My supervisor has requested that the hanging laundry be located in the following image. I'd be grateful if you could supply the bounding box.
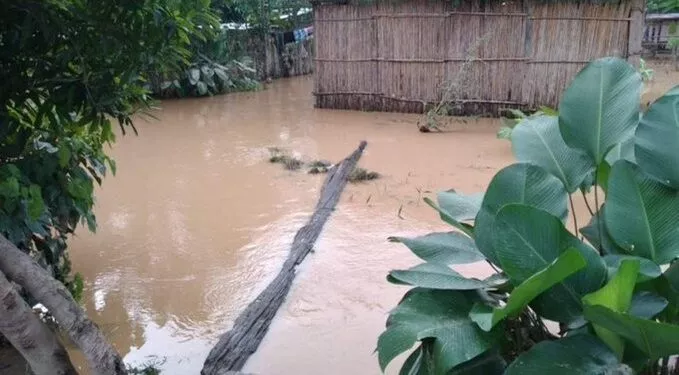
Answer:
[293,28,308,43]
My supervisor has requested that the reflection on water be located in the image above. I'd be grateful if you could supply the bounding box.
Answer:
[66,64,679,375]
[66,75,509,374]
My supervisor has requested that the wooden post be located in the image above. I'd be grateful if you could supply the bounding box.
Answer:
[521,0,533,108]
[627,0,645,67]
[313,6,320,108]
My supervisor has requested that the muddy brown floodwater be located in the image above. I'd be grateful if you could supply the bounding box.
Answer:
[62,61,679,375]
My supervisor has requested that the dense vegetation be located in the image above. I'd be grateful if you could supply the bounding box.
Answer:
[648,0,679,12]
[379,57,679,374]
[0,0,218,300]
[0,0,271,373]
[0,0,314,372]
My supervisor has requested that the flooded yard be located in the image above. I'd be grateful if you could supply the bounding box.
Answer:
[62,61,679,374]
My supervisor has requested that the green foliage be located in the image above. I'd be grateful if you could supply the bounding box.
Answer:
[150,35,261,98]
[648,0,679,12]
[635,87,679,188]
[582,260,639,358]
[388,232,485,265]
[470,248,587,331]
[0,0,212,295]
[474,164,569,267]
[559,57,641,165]
[504,335,633,375]
[378,57,679,374]
[510,115,594,192]
[496,107,557,140]
[639,58,654,83]
[378,289,500,373]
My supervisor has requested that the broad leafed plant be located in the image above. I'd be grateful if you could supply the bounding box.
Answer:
[378,57,679,374]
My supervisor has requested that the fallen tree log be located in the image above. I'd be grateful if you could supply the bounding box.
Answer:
[0,268,77,375]
[201,141,368,375]
[0,235,127,375]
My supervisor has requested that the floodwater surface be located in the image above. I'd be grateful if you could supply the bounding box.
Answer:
[62,61,679,374]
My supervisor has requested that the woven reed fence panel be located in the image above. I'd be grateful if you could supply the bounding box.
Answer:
[313,0,640,115]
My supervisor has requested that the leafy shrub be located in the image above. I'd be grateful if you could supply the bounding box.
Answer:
[152,57,260,98]
[378,57,679,374]
[0,0,216,300]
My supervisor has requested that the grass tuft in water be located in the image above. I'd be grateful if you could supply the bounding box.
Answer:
[348,167,380,183]
[307,160,332,174]
[268,147,303,170]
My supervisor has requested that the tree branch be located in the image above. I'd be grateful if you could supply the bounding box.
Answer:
[0,235,127,375]
[0,268,77,375]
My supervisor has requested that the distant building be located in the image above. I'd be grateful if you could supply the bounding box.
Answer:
[644,13,679,52]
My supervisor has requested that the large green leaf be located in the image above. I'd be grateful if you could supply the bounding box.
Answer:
[399,343,505,375]
[188,68,200,85]
[558,57,642,165]
[605,161,679,264]
[388,263,488,290]
[424,198,474,237]
[582,260,639,358]
[603,255,661,283]
[629,291,668,319]
[605,138,636,165]
[437,190,483,222]
[584,304,679,360]
[449,349,505,375]
[649,262,679,323]
[475,163,568,266]
[399,344,430,375]
[388,232,484,265]
[377,289,498,372]
[580,208,628,254]
[196,81,208,95]
[505,335,632,375]
[493,204,606,323]
[635,86,679,189]
[470,248,586,331]
[511,115,594,192]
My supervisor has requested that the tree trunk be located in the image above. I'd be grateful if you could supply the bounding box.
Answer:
[0,268,77,375]
[0,235,127,375]
[202,141,367,374]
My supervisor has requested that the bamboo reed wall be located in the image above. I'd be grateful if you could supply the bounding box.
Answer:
[313,0,645,115]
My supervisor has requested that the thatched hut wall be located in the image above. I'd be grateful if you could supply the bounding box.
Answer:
[313,0,645,115]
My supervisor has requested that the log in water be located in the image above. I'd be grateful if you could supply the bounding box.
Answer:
[201,141,368,375]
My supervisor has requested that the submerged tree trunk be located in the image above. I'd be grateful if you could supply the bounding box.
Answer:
[0,268,77,375]
[0,235,127,375]
[202,141,368,374]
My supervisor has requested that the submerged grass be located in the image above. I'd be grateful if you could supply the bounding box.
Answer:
[348,167,380,182]
[267,147,380,181]
[268,147,304,170]
[308,159,332,174]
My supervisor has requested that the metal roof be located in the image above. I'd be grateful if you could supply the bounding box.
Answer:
[647,13,679,21]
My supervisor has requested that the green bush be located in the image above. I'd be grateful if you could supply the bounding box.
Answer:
[152,57,260,98]
[0,0,215,298]
[378,57,679,374]
[148,28,261,98]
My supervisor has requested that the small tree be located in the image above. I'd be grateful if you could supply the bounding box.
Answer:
[378,57,679,374]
